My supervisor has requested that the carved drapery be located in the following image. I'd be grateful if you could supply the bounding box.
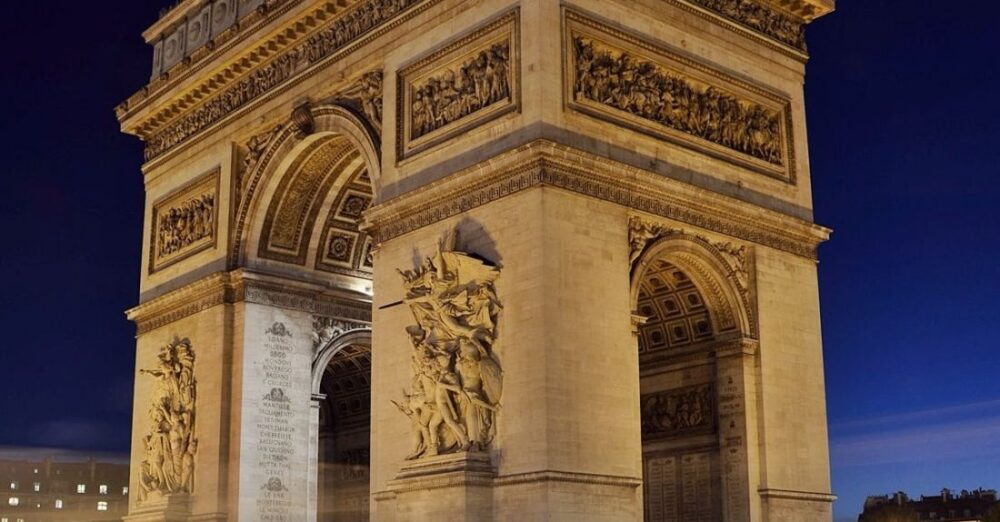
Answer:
[394,232,503,459]
[137,337,198,501]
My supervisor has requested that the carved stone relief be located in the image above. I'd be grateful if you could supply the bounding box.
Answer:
[334,70,385,133]
[150,170,219,273]
[236,124,284,204]
[394,232,503,458]
[137,337,198,501]
[311,315,369,351]
[397,10,519,159]
[144,0,425,161]
[566,11,795,182]
[641,384,714,439]
[681,0,807,51]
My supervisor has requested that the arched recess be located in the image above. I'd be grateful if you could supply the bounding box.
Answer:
[231,103,381,272]
[310,329,373,522]
[631,234,755,341]
[232,102,380,521]
[630,232,758,522]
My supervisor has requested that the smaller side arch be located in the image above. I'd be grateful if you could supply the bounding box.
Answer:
[311,328,373,395]
[631,233,756,340]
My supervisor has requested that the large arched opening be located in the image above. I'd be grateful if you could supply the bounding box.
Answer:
[631,233,756,522]
[236,103,380,522]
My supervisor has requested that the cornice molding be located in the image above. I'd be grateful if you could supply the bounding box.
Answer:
[119,0,438,166]
[758,488,837,503]
[364,140,830,260]
[126,269,371,335]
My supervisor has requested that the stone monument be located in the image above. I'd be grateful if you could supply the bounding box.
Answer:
[118,0,837,519]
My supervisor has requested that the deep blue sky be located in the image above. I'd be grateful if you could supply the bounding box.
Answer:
[1,1,998,519]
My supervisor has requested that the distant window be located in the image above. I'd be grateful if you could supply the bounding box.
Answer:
[97,501,108,511]
[55,499,63,509]
[32,469,37,474]
[32,482,40,492]
[1,517,7,522]
[77,484,86,494]
[7,482,14,490]
[122,486,129,495]
[7,497,18,506]
[99,484,108,495]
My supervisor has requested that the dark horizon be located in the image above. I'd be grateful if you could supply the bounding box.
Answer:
[2,2,999,520]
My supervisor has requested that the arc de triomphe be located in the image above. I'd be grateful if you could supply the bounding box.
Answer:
[117,0,836,520]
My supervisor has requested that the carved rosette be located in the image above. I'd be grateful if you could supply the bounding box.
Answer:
[394,232,503,459]
[137,337,198,501]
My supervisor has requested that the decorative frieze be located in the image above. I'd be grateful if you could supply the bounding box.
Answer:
[681,0,807,51]
[142,0,426,161]
[565,11,795,182]
[137,337,198,501]
[365,143,826,261]
[150,169,219,273]
[641,384,714,440]
[394,232,503,458]
[397,10,519,160]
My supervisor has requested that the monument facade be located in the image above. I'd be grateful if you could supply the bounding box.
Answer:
[117,0,836,520]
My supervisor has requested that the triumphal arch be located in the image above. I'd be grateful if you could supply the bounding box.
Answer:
[117,0,836,520]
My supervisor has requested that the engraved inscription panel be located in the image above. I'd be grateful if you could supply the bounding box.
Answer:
[564,10,795,182]
[150,169,219,273]
[645,451,719,522]
[397,10,519,159]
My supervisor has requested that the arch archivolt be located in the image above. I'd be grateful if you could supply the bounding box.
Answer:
[311,327,373,397]
[231,103,382,271]
[630,218,758,341]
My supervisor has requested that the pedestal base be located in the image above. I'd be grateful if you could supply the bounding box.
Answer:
[375,452,496,521]
[124,493,193,522]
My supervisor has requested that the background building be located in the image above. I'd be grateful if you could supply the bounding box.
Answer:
[860,489,999,522]
[0,456,129,522]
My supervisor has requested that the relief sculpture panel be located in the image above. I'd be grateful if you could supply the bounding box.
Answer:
[641,383,715,440]
[397,10,519,159]
[394,232,503,458]
[150,170,219,273]
[137,337,198,502]
[565,10,795,182]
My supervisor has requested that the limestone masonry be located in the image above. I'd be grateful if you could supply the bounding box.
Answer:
[117,0,837,520]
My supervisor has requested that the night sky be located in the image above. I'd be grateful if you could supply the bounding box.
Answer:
[2,2,998,520]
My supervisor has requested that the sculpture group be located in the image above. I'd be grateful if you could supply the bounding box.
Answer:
[137,337,198,501]
[394,234,503,459]
[410,42,511,140]
[156,193,215,258]
[574,37,784,165]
